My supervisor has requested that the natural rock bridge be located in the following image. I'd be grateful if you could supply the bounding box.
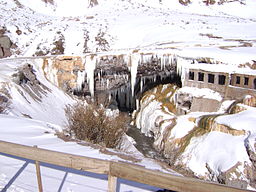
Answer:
[42,52,181,112]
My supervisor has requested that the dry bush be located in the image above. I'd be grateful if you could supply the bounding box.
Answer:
[65,102,128,148]
[95,30,109,52]
[51,35,65,55]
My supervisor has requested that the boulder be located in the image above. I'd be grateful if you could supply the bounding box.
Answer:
[0,36,12,48]
[0,35,12,58]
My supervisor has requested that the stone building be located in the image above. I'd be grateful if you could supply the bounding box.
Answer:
[183,63,256,100]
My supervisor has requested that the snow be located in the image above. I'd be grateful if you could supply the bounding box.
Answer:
[134,75,256,188]
[186,62,256,76]
[0,115,161,191]
[0,58,74,126]
[170,115,195,139]
[1,0,255,65]
[0,56,173,191]
[216,105,256,133]
[1,0,256,190]
[177,86,223,102]
[182,131,249,176]
[18,0,90,17]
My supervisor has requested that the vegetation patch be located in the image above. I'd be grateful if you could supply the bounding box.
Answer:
[65,102,128,148]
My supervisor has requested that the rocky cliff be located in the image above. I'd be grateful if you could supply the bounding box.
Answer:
[134,84,256,190]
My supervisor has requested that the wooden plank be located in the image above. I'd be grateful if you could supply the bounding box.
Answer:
[34,146,43,192]
[110,162,252,192]
[0,140,253,192]
[108,174,117,192]
[0,140,109,174]
[35,160,43,192]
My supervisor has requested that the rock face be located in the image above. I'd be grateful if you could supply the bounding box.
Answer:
[42,53,179,111]
[0,28,12,58]
[43,56,84,91]
[0,94,9,114]
[134,86,256,190]
[12,63,50,102]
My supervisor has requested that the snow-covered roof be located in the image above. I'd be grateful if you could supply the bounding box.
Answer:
[186,63,256,76]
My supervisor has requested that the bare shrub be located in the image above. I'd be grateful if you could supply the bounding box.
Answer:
[65,102,128,148]
[95,30,109,52]
[51,33,65,55]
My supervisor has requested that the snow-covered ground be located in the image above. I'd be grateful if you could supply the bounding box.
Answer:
[0,57,179,191]
[134,84,256,190]
[0,0,255,64]
[1,0,256,191]
[0,115,164,192]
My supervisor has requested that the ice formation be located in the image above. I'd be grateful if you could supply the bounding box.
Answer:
[85,54,97,97]
[176,57,189,86]
[129,53,140,97]
[76,70,86,91]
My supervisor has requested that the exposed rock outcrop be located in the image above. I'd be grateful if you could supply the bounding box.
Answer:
[135,86,256,189]
[12,63,50,102]
[0,27,12,58]
[42,56,84,92]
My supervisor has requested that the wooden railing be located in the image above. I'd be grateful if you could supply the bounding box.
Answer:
[0,140,251,192]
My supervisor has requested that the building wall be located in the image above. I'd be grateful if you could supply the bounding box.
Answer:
[184,69,256,100]
[230,74,256,90]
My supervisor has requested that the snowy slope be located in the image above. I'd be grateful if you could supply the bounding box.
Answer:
[0,0,255,64]
[1,0,256,190]
[0,57,177,191]
[0,58,74,125]
[0,115,163,192]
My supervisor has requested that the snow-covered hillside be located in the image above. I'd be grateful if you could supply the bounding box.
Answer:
[1,0,256,191]
[0,0,255,64]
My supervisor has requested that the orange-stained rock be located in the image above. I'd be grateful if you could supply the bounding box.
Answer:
[42,56,84,91]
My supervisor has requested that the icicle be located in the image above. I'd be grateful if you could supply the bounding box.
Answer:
[98,72,101,82]
[76,70,86,91]
[85,54,97,97]
[164,55,168,70]
[169,55,174,67]
[136,99,139,111]
[106,79,109,89]
[108,92,112,102]
[140,77,143,92]
[161,56,164,70]
[129,53,140,97]
[176,57,189,86]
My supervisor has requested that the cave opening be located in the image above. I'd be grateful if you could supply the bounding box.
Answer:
[107,72,181,113]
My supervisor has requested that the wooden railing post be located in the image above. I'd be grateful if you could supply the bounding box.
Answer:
[34,146,43,192]
[108,162,117,192]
